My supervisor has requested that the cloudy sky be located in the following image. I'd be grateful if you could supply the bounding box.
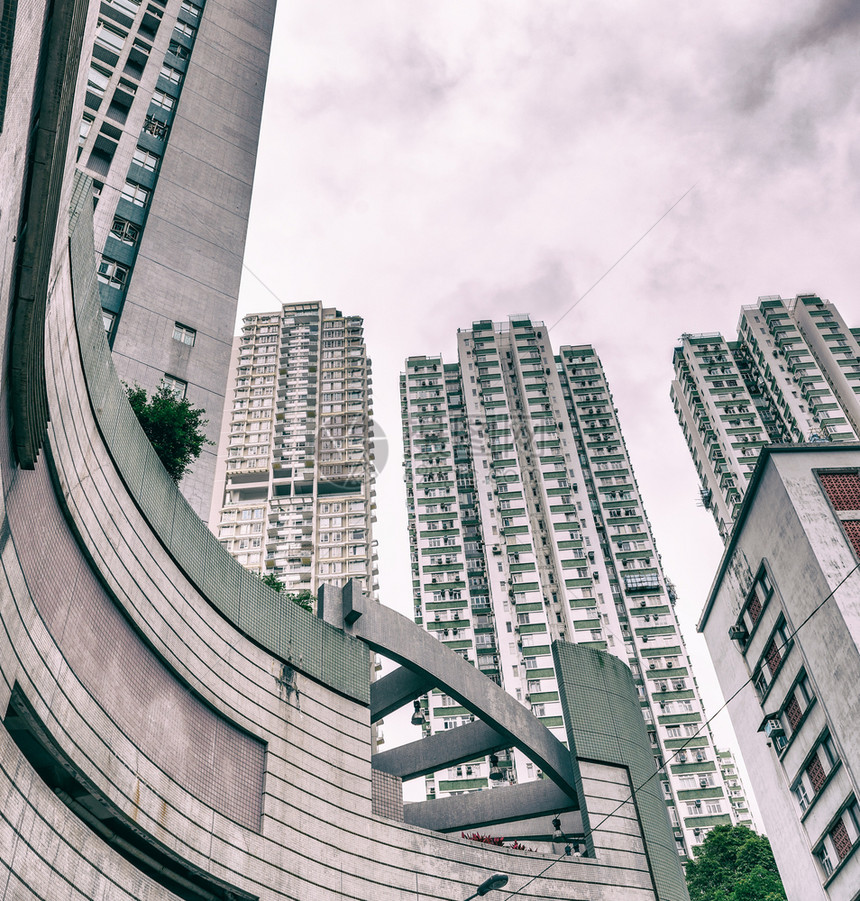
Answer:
[236,1,860,815]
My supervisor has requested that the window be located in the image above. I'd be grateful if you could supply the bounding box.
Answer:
[174,20,196,38]
[764,639,782,676]
[173,323,196,346]
[831,819,852,861]
[151,90,175,111]
[132,146,160,171]
[95,18,127,53]
[102,309,117,334]
[168,39,190,59]
[79,114,94,145]
[121,180,150,207]
[160,63,183,84]
[180,0,200,16]
[162,374,187,398]
[817,844,834,877]
[110,217,140,245]
[792,780,810,812]
[143,114,169,140]
[87,63,112,98]
[97,259,129,288]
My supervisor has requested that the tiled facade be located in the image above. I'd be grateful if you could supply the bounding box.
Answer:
[402,316,735,859]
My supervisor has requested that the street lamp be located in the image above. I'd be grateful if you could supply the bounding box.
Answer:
[463,873,508,900]
[410,699,425,726]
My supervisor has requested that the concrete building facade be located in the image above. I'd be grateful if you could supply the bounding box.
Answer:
[76,0,276,516]
[208,303,378,603]
[700,446,860,900]
[401,316,736,859]
[671,295,860,539]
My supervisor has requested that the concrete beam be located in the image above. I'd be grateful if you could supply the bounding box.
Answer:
[370,667,434,723]
[403,780,578,833]
[372,720,509,779]
[342,582,578,802]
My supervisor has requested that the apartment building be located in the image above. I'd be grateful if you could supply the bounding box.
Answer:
[671,295,860,539]
[716,748,755,829]
[77,0,276,515]
[701,446,860,899]
[402,315,737,858]
[210,302,378,602]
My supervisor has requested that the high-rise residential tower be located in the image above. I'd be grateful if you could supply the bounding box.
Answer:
[209,302,378,603]
[77,0,276,516]
[716,748,755,829]
[671,295,860,539]
[401,315,736,859]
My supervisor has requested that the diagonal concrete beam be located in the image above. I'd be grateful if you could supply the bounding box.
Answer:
[372,720,509,779]
[341,583,578,801]
[403,780,579,833]
[370,667,434,723]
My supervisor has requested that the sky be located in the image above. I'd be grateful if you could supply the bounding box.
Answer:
[236,0,860,819]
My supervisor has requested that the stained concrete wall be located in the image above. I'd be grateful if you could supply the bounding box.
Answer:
[701,447,860,901]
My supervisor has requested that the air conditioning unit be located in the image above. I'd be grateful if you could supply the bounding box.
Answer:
[696,752,704,762]
[764,719,785,741]
[659,683,668,692]
[649,662,656,670]
[667,661,674,668]
[699,778,709,788]
[640,600,647,607]
[695,799,701,808]
[678,752,687,763]
[728,623,748,641]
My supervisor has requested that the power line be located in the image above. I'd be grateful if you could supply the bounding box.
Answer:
[242,261,284,303]
[499,559,860,899]
[548,182,698,333]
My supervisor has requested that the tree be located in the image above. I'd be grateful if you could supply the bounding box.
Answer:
[125,383,211,483]
[260,573,284,593]
[258,574,314,613]
[685,825,786,901]
[285,589,314,613]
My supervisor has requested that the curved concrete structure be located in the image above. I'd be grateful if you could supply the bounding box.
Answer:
[0,25,689,898]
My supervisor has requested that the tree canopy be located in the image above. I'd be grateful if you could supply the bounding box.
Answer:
[685,825,786,901]
[259,574,314,613]
[125,383,210,483]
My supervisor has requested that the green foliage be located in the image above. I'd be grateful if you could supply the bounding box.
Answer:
[125,383,211,483]
[260,573,284,593]
[257,575,314,613]
[285,589,314,613]
[685,825,786,901]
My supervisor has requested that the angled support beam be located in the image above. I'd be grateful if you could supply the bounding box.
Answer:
[340,581,578,801]
[403,780,578,833]
[370,667,434,723]
[372,720,509,779]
